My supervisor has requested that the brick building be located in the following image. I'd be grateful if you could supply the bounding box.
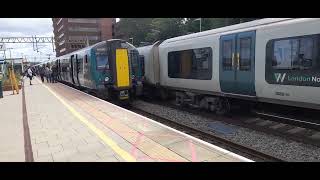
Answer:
[52,18,116,57]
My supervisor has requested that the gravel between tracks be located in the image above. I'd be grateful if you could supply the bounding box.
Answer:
[132,100,320,161]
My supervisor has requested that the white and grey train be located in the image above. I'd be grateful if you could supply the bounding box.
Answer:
[137,18,320,114]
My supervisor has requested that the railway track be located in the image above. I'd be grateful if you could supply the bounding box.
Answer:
[128,106,284,162]
[138,97,320,148]
[252,108,320,131]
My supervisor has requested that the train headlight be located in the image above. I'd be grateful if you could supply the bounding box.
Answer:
[104,77,109,82]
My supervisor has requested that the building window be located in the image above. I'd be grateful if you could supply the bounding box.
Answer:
[168,47,212,80]
[58,33,64,39]
[57,25,64,32]
[59,40,65,46]
[70,44,85,49]
[69,36,99,41]
[68,27,99,32]
[56,18,63,25]
[60,48,66,53]
[67,18,98,24]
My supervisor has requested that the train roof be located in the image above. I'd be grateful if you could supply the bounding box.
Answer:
[161,18,315,44]
[137,41,162,51]
[56,39,134,59]
[57,41,106,59]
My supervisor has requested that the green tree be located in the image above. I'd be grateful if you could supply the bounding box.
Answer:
[145,18,186,42]
[115,18,154,46]
[184,18,262,34]
[184,18,215,33]
[115,18,262,46]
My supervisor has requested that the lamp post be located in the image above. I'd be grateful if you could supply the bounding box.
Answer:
[6,48,14,73]
[7,48,13,59]
[194,18,202,32]
[21,53,24,72]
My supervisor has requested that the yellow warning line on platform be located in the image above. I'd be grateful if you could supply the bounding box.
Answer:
[37,79,136,162]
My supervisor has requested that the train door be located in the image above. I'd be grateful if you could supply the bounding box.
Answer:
[70,55,75,84]
[219,31,256,96]
[139,55,145,77]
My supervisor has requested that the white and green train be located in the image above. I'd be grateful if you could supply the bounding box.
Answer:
[137,18,320,114]
[35,39,141,102]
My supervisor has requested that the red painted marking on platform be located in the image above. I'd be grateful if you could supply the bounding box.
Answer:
[143,121,148,128]
[131,132,144,158]
[188,140,198,162]
[51,84,187,162]
[138,154,182,162]
[106,130,181,138]
[151,157,182,162]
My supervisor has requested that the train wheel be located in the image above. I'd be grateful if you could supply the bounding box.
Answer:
[216,98,230,115]
[159,88,169,100]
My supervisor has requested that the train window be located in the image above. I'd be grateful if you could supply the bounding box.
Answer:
[239,37,251,71]
[96,54,108,69]
[130,50,140,78]
[265,34,320,87]
[222,40,233,71]
[139,55,145,76]
[271,37,315,70]
[78,56,83,73]
[168,47,212,80]
[84,55,88,63]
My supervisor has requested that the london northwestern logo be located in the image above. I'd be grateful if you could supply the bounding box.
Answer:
[274,73,286,83]
[274,73,320,84]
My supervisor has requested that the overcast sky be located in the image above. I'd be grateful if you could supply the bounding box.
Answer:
[0,18,120,62]
[0,18,54,62]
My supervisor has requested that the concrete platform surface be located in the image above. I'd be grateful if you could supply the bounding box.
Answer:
[0,78,253,162]
[0,90,25,162]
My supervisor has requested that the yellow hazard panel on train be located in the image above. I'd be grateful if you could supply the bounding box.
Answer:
[116,49,130,88]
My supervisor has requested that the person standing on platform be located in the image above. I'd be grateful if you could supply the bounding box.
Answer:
[49,67,53,83]
[52,65,58,83]
[45,66,50,83]
[39,65,45,83]
[27,67,33,85]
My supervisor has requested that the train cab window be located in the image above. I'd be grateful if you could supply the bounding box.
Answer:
[168,47,212,80]
[222,40,233,71]
[239,37,252,71]
[96,54,108,69]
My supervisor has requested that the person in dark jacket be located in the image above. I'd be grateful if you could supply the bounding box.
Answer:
[52,65,58,83]
[39,65,45,83]
[45,66,51,83]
